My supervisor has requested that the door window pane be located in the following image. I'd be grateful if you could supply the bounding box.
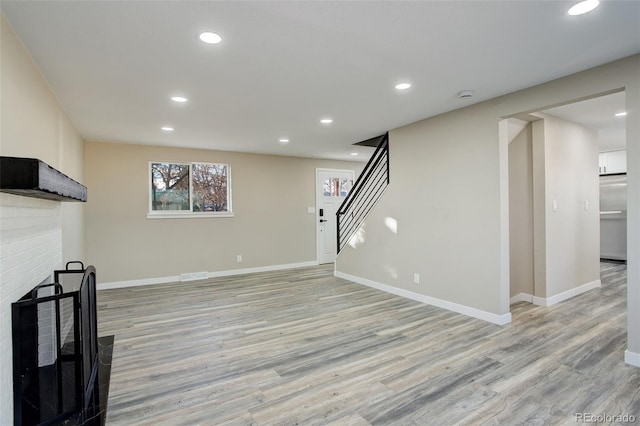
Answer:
[324,178,353,197]
[339,178,353,196]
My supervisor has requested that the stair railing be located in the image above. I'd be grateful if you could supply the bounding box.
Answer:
[337,133,389,253]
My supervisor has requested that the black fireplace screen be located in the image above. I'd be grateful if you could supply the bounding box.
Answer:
[12,262,98,426]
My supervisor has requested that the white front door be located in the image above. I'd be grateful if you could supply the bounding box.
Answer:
[316,169,355,264]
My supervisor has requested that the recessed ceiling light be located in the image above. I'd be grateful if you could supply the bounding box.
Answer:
[279,138,290,143]
[568,0,599,16]
[615,112,627,117]
[199,32,222,44]
[320,118,333,124]
[350,152,358,156]
[395,83,411,90]
[171,96,187,103]
[161,126,174,132]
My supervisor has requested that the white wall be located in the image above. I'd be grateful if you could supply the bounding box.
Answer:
[599,127,626,152]
[509,122,534,299]
[85,141,363,284]
[337,104,508,319]
[0,13,86,422]
[336,55,640,352]
[534,113,600,300]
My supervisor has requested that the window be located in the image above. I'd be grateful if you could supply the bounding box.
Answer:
[323,177,353,197]
[149,161,231,218]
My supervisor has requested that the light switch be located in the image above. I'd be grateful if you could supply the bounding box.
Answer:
[552,200,557,212]
[584,200,589,211]
[307,207,315,214]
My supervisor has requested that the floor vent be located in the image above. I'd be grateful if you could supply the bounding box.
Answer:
[180,272,208,282]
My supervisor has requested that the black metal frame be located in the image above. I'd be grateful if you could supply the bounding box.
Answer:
[337,133,390,253]
[12,262,99,426]
[55,262,99,418]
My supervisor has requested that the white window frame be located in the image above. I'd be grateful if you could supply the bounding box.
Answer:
[147,161,233,219]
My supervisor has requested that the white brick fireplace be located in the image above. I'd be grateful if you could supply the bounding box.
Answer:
[0,193,63,422]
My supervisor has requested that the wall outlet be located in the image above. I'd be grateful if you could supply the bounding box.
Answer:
[236,255,242,263]
[413,273,420,284]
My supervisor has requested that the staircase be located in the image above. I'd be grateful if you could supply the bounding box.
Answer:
[337,133,390,254]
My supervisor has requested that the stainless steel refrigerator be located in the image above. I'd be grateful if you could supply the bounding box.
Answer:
[600,174,627,261]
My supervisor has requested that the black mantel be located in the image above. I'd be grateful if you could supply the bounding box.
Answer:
[0,157,87,202]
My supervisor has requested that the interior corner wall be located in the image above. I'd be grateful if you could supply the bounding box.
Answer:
[0,13,86,423]
[509,123,534,298]
[534,113,600,298]
[84,141,362,284]
[336,55,639,327]
[337,106,506,316]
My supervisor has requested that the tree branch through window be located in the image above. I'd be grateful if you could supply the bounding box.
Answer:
[150,162,231,215]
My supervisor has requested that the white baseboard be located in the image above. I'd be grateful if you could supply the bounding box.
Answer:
[98,261,318,290]
[510,293,534,304]
[532,279,601,307]
[532,295,547,306]
[334,271,511,326]
[625,350,640,368]
[509,280,601,307]
[180,271,208,282]
[98,275,180,290]
[207,261,318,278]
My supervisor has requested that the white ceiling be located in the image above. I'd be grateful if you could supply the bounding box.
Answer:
[543,91,627,151]
[2,1,639,161]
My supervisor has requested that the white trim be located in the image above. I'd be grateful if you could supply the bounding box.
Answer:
[510,293,534,304]
[315,168,355,265]
[97,261,318,290]
[625,350,640,368]
[180,271,208,282]
[532,295,548,306]
[531,279,601,307]
[498,119,512,315]
[335,271,512,326]
[208,261,317,278]
[147,212,234,219]
[148,160,232,217]
[98,275,180,290]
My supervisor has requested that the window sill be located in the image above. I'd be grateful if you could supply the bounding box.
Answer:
[147,212,234,219]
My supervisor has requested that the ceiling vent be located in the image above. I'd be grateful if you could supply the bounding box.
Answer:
[457,90,474,100]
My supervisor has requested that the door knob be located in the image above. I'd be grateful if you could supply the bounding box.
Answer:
[320,219,328,223]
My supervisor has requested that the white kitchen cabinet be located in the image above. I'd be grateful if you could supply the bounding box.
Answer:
[599,150,626,175]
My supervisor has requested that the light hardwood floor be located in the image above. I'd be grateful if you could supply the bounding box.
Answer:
[98,262,638,425]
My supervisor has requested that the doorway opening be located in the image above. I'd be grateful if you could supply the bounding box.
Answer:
[503,90,627,309]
